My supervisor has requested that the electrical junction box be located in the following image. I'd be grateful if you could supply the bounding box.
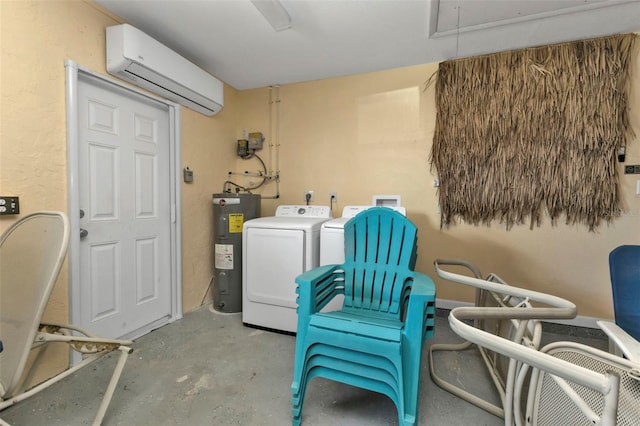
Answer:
[247,132,264,150]
[183,167,194,183]
[237,139,249,157]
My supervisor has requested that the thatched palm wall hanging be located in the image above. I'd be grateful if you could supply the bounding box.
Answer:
[430,33,637,231]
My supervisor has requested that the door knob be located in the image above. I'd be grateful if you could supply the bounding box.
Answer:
[80,228,88,239]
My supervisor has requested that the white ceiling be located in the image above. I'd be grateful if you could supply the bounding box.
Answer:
[96,0,640,90]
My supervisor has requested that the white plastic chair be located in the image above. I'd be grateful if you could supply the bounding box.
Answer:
[434,259,640,426]
[430,259,576,421]
[0,211,133,425]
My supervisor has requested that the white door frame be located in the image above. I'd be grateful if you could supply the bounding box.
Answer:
[65,60,182,341]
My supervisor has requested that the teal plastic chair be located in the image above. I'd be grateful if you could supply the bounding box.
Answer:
[291,207,436,425]
[609,245,640,341]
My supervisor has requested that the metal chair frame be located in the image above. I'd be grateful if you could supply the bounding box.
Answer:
[0,212,133,426]
[433,259,640,426]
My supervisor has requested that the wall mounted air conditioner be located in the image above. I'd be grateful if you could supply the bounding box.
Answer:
[106,24,223,116]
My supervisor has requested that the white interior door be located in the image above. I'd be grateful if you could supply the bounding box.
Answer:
[73,69,174,339]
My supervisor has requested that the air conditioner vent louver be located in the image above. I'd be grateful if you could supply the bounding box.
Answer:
[106,24,223,116]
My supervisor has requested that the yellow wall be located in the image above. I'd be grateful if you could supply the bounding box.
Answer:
[1,0,237,380]
[1,0,638,384]
[237,55,640,320]
[0,0,239,313]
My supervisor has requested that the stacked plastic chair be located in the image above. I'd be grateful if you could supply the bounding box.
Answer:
[291,207,436,426]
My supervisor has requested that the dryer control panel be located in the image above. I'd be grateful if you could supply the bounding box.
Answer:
[275,205,332,218]
[341,205,372,218]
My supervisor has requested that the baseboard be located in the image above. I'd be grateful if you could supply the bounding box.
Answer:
[436,298,603,329]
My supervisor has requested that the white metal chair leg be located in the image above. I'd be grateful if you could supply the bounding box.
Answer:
[92,346,133,426]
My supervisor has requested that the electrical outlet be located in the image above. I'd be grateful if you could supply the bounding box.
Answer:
[624,165,640,174]
[0,196,20,215]
[304,190,314,202]
[330,191,337,202]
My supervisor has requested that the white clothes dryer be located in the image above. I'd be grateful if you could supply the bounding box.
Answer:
[242,205,332,333]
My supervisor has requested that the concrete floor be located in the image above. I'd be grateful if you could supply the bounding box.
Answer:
[1,306,607,426]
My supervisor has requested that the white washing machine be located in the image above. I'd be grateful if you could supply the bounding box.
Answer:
[320,206,372,266]
[320,205,407,266]
[242,205,332,333]
[318,206,372,312]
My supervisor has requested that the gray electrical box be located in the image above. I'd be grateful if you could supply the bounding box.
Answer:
[183,167,194,182]
[247,132,264,150]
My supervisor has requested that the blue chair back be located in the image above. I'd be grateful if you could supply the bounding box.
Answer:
[609,245,640,340]
[341,208,417,319]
